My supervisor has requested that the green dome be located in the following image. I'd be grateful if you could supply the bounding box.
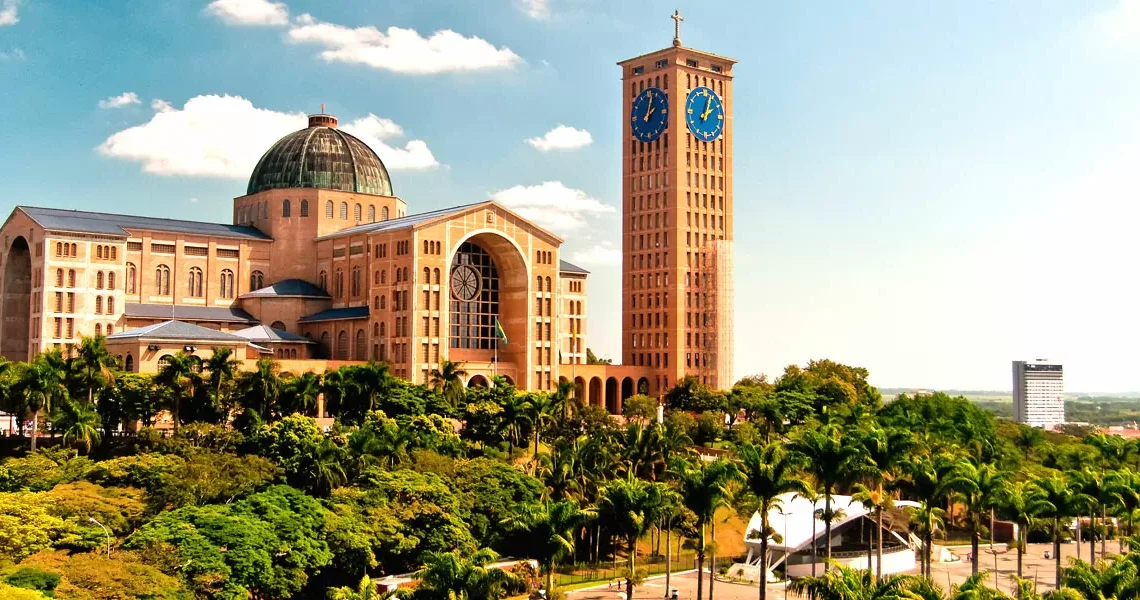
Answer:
[246,114,393,196]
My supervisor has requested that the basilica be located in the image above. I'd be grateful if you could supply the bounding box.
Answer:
[0,30,736,413]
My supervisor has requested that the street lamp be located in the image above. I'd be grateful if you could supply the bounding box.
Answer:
[88,517,111,558]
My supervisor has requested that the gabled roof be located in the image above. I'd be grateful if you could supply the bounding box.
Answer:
[124,303,257,324]
[106,320,248,343]
[298,306,370,323]
[744,493,920,552]
[559,259,589,275]
[241,279,330,299]
[18,206,271,241]
[232,324,314,343]
[314,201,564,245]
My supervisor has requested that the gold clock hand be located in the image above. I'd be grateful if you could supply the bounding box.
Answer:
[644,93,654,121]
[701,98,714,121]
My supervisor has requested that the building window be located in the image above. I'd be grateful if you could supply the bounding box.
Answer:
[125,263,136,294]
[68,269,76,288]
[107,296,114,313]
[340,202,348,220]
[336,330,349,360]
[326,200,334,218]
[351,266,361,296]
[155,265,170,295]
[449,241,501,350]
[319,270,328,291]
[250,270,264,291]
[381,206,389,221]
[188,267,203,297]
[354,203,362,221]
[270,321,286,331]
[282,199,291,217]
[335,269,344,298]
[96,271,104,289]
[220,269,235,299]
[107,272,116,290]
[355,329,366,360]
[300,199,309,217]
[95,296,103,314]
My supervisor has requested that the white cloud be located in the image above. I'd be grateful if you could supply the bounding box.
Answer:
[525,125,592,151]
[205,0,288,26]
[98,92,140,109]
[489,181,614,236]
[189,197,200,204]
[1082,0,1140,50]
[571,242,621,266]
[0,48,23,60]
[517,0,550,20]
[286,15,522,74]
[0,0,19,27]
[98,94,439,178]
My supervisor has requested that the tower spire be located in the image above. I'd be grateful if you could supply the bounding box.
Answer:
[671,10,684,47]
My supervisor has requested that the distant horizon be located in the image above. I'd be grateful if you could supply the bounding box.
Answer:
[879,386,1140,398]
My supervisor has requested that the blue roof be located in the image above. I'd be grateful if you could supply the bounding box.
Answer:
[559,260,589,275]
[106,320,247,342]
[315,202,486,240]
[241,278,330,299]
[298,306,370,323]
[18,206,271,241]
[124,303,257,324]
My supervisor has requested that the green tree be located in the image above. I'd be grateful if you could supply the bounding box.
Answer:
[947,458,1007,575]
[52,399,102,455]
[789,564,924,600]
[735,441,807,600]
[502,499,594,592]
[526,392,556,459]
[902,454,955,579]
[622,394,658,422]
[792,424,872,570]
[585,348,612,365]
[71,335,117,405]
[1038,474,1072,589]
[281,370,322,416]
[155,352,200,432]
[203,346,240,418]
[856,424,913,581]
[240,357,283,420]
[599,476,666,600]
[675,458,740,600]
[998,479,1052,580]
[0,491,79,560]
[413,548,522,600]
[429,360,468,409]
[16,350,70,451]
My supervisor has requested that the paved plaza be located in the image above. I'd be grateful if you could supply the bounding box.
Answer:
[566,542,1108,600]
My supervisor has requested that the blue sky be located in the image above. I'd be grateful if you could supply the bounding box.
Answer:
[2,0,1139,392]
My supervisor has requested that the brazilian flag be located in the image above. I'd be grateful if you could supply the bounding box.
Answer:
[494,318,508,346]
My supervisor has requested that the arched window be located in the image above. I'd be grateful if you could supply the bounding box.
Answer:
[336,330,349,360]
[95,296,103,314]
[339,202,348,220]
[220,269,235,299]
[158,355,173,370]
[97,246,103,259]
[380,295,386,310]
[282,199,291,217]
[335,269,344,298]
[124,354,133,372]
[71,243,77,256]
[536,276,543,292]
[355,329,366,360]
[155,265,170,295]
[367,205,375,222]
[111,247,117,260]
[250,270,264,291]
[95,323,102,336]
[379,322,386,336]
[353,203,362,221]
[381,206,389,221]
[449,241,501,350]
[351,266,361,296]
[423,240,429,255]
[68,269,75,287]
[433,268,440,284]
[55,268,63,287]
[55,242,62,256]
[108,272,116,290]
[374,295,380,309]
[106,325,114,335]
[373,323,380,336]
[188,267,203,297]
[546,276,552,291]
[270,321,286,331]
[326,200,334,218]
[373,270,380,285]
[96,271,105,289]
[126,263,136,294]
[319,270,327,291]
[380,270,387,284]
[423,267,430,283]
[300,199,309,217]
[320,332,331,358]
[107,296,115,313]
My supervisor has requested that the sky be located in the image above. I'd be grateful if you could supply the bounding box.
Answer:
[1,0,1139,393]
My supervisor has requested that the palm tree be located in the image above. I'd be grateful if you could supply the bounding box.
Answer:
[299,438,347,496]
[53,399,102,454]
[858,424,914,582]
[527,392,556,459]
[498,391,533,451]
[600,476,666,600]
[1037,474,1072,589]
[283,371,322,417]
[902,454,955,579]
[788,564,924,600]
[947,458,1007,575]
[240,357,282,420]
[998,479,1051,579]
[71,335,117,405]
[1011,425,1044,462]
[414,548,522,600]
[675,458,740,600]
[736,441,807,600]
[796,482,825,577]
[792,424,873,570]
[1068,467,1102,564]
[1106,469,1140,553]
[429,360,468,408]
[17,350,69,450]
[502,499,595,592]
[203,347,240,417]
[1060,553,1139,600]
[155,352,200,431]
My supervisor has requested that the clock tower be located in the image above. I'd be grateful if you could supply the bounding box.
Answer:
[618,14,736,392]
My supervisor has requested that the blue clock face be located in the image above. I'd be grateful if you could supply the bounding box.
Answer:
[685,86,725,142]
[630,87,668,142]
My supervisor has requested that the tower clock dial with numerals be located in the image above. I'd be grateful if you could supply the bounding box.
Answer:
[685,86,724,141]
[630,87,669,142]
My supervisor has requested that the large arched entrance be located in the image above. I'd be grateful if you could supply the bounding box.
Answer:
[574,376,586,403]
[637,377,650,396]
[588,377,602,408]
[468,374,490,388]
[605,377,619,414]
[1,236,31,361]
[448,232,528,369]
[621,377,634,401]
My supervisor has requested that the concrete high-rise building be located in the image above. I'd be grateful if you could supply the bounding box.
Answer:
[1012,359,1065,428]
[618,11,736,392]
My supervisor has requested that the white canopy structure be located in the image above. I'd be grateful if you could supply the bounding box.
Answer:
[735,492,920,582]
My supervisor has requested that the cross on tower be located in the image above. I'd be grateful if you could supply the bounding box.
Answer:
[671,10,684,47]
